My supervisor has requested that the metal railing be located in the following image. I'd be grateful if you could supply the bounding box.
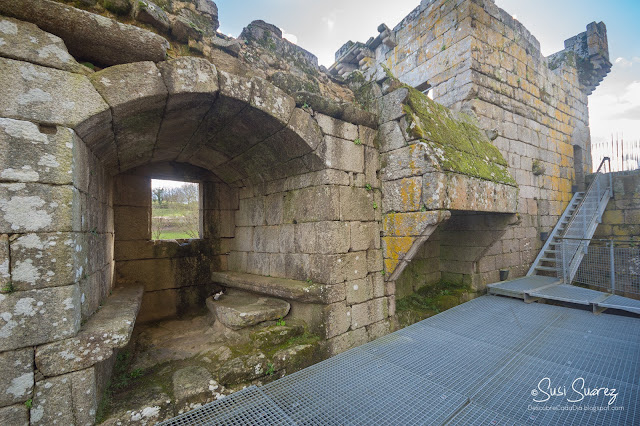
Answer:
[559,238,640,299]
[557,157,612,283]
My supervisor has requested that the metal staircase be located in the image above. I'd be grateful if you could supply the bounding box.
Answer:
[527,157,612,284]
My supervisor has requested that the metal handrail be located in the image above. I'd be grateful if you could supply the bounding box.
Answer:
[558,157,612,283]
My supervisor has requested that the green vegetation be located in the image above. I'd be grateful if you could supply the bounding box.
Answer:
[266,363,275,375]
[276,317,286,327]
[1,281,15,294]
[396,280,470,328]
[25,399,32,409]
[354,138,362,145]
[373,202,378,209]
[152,182,200,240]
[96,351,145,423]
[365,183,372,191]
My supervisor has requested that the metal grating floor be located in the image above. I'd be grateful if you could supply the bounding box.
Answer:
[160,295,640,425]
[528,284,609,305]
[487,276,559,298]
[596,294,640,315]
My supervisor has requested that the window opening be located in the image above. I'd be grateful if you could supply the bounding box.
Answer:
[151,179,201,240]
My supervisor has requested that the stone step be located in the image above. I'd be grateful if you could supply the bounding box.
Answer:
[207,290,291,330]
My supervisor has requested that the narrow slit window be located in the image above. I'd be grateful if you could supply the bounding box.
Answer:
[151,179,201,240]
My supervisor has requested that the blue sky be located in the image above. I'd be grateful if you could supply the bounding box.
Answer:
[216,0,640,163]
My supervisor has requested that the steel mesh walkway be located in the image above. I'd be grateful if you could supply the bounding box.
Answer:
[159,295,639,425]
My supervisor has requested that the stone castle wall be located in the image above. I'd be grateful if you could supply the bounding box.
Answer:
[343,0,607,287]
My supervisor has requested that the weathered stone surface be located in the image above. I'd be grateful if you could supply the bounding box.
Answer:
[323,302,351,339]
[0,119,74,185]
[319,135,364,173]
[0,234,9,289]
[0,16,90,74]
[251,322,304,349]
[383,211,450,236]
[209,290,290,330]
[339,186,376,221]
[350,221,379,251]
[271,343,316,372]
[134,0,171,32]
[172,366,213,408]
[0,183,74,234]
[91,61,167,170]
[99,0,132,15]
[315,113,358,140]
[30,368,97,426]
[217,352,268,385]
[316,221,351,254]
[0,57,109,129]
[35,285,143,376]
[0,284,81,352]
[381,177,423,213]
[0,348,33,407]
[10,233,79,291]
[0,404,28,425]
[381,143,440,180]
[350,297,388,329]
[0,0,169,66]
[284,186,340,223]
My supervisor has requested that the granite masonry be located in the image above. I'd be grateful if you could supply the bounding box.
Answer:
[0,0,613,423]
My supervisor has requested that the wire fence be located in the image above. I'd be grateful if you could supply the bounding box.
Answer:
[558,238,640,299]
[558,158,612,284]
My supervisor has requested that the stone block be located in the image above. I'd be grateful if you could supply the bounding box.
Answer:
[342,252,368,281]
[367,320,391,341]
[309,254,342,285]
[323,302,351,339]
[278,224,295,254]
[0,119,74,185]
[0,284,81,352]
[0,234,8,289]
[294,222,317,253]
[10,233,79,291]
[350,221,380,251]
[247,252,270,276]
[318,135,364,173]
[0,57,110,130]
[283,186,340,223]
[315,113,358,140]
[316,221,351,254]
[253,226,280,253]
[382,177,423,213]
[379,88,408,123]
[377,120,407,153]
[367,249,383,273]
[0,183,74,233]
[381,143,439,180]
[210,290,290,330]
[113,174,150,207]
[265,193,284,225]
[233,227,253,252]
[0,404,28,425]
[236,197,265,226]
[30,367,98,426]
[364,146,380,188]
[339,186,375,221]
[350,297,388,329]
[383,211,446,237]
[136,288,178,323]
[359,125,377,148]
[114,206,150,240]
[0,16,89,74]
[172,366,213,408]
[35,285,142,376]
[346,277,373,305]
[0,348,33,407]
[326,327,368,356]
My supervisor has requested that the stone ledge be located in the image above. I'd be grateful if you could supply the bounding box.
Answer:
[211,271,344,304]
[35,285,144,377]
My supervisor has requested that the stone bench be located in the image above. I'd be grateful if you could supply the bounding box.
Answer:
[35,285,144,376]
[210,271,345,305]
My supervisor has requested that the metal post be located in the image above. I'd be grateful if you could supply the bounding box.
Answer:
[609,240,616,294]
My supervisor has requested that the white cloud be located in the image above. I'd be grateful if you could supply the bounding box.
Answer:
[280,28,298,45]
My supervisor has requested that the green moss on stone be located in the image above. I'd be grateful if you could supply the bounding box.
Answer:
[401,85,515,186]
